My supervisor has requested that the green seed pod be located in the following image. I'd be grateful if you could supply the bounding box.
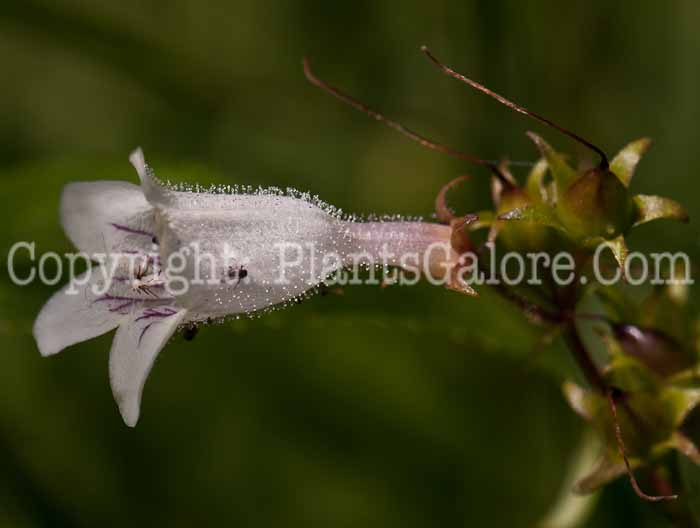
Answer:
[557,167,635,241]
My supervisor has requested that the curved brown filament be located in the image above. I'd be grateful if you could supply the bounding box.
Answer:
[303,58,512,186]
[435,175,470,223]
[606,388,678,502]
[420,46,609,170]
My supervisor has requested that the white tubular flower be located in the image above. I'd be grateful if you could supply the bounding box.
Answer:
[34,149,466,426]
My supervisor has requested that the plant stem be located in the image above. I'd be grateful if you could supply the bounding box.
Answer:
[563,323,606,393]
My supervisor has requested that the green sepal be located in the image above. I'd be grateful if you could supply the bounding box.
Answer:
[667,432,700,465]
[563,381,595,420]
[573,455,631,495]
[633,194,689,226]
[527,132,577,191]
[609,235,628,272]
[498,204,566,232]
[662,386,700,428]
[599,332,626,358]
[605,353,660,394]
[610,137,651,187]
[668,369,700,390]
[587,234,628,272]
[467,210,496,231]
[526,158,549,203]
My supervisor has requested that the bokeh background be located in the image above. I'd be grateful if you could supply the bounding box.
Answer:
[1,1,699,526]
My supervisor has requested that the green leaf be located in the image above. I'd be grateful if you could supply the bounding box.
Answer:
[527,132,577,191]
[633,194,689,226]
[609,138,651,187]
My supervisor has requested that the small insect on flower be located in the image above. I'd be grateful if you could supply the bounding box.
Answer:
[223,264,247,287]
[33,148,474,427]
[182,323,199,342]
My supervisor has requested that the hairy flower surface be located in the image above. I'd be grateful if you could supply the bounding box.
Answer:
[34,149,462,426]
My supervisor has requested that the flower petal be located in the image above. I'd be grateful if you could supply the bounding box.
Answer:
[33,268,125,357]
[61,180,153,255]
[109,306,187,427]
[130,147,185,209]
[129,147,167,206]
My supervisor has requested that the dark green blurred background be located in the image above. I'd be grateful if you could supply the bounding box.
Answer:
[1,1,698,526]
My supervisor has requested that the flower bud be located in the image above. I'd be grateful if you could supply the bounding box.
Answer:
[612,324,694,377]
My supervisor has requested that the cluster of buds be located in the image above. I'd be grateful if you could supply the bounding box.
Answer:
[562,275,700,516]
[305,47,696,514]
[497,134,687,270]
